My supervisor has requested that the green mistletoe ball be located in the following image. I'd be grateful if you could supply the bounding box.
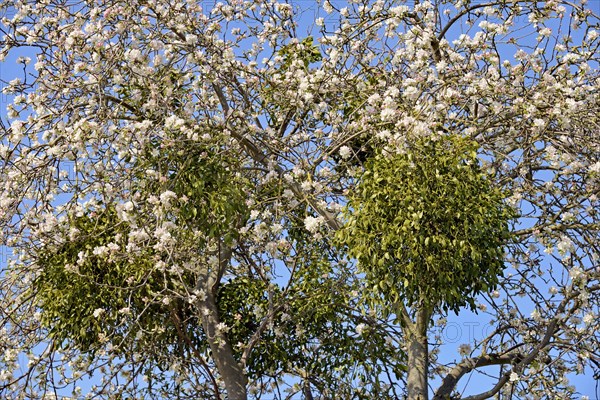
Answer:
[338,134,515,313]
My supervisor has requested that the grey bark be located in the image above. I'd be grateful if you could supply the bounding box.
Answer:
[406,307,430,400]
[199,291,248,400]
[196,243,248,400]
[433,353,517,400]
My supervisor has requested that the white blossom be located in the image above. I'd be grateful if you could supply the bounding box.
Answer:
[159,190,178,207]
[339,146,352,159]
[355,323,366,335]
[126,49,144,63]
[123,201,134,211]
[569,267,584,281]
[0,2,598,397]
[304,216,324,233]
[185,34,198,45]
[538,27,552,36]
[9,120,24,143]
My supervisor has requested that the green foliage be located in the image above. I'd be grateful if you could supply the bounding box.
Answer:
[32,107,404,394]
[33,207,200,362]
[275,219,405,395]
[217,219,405,394]
[216,276,286,378]
[135,137,249,244]
[338,134,515,313]
[34,209,276,373]
[33,137,250,363]
[278,37,322,70]
[33,210,268,370]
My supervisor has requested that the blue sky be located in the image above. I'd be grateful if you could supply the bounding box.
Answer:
[1,0,599,398]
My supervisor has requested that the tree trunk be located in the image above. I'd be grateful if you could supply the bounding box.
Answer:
[200,291,248,400]
[195,242,247,400]
[406,308,429,400]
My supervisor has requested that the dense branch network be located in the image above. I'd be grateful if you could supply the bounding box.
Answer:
[0,0,598,399]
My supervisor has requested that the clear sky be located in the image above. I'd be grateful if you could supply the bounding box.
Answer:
[1,0,598,398]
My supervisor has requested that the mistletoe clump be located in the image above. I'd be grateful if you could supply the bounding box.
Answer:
[339,134,515,313]
[33,207,197,362]
[33,140,250,362]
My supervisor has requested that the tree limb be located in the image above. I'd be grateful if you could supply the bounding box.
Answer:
[211,84,341,230]
[433,353,521,399]
[436,285,600,399]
